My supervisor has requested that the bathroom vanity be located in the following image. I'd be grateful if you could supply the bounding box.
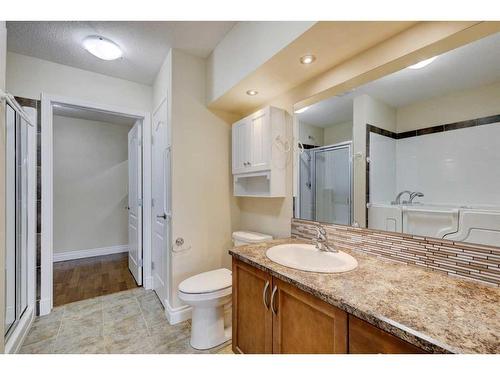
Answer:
[229,239,500,354]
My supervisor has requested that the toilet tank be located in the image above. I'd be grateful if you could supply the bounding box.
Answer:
[232,231,273,246]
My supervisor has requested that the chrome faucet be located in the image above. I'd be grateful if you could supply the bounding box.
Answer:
[409,192,424,203]
[314,225,337,253]
[392,190,412,205]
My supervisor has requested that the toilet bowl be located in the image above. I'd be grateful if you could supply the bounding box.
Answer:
[178,268,232,350]
[178,231,273,350]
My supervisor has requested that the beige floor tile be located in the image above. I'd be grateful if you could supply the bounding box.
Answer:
[103,299,141,323]
[101,290,137,310]
[137,293,167,328]
[19,337,56,354]
[53,334,106,354]
[60,309,102,335]
[22,320,62,346]
[103,313,148,338]
[148,321,191,349]
[63,296,102,319]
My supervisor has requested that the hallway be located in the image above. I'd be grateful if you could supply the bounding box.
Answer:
[53,253,138,306]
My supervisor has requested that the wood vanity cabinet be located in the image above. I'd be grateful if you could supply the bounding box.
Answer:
[232,258,347,354]
[348,316,426,354]
[232,258,428,354]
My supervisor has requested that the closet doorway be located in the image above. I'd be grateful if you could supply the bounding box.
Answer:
[40,94,152,314]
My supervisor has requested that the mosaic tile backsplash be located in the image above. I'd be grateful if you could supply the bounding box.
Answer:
[292,219,500,286]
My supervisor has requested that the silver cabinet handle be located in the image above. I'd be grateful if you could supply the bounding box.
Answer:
[270,285,278,315]
[262,281,270,309]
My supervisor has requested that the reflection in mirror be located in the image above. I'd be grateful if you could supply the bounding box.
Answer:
[294,32,500,247]
[296,97,353,225]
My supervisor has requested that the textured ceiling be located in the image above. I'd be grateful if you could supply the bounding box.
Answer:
[298,32,500,127]
[6,21,236,85]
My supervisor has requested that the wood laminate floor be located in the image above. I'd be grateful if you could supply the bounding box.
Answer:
[53,252,138,306]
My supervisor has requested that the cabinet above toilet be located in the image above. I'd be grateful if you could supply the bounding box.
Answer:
[232,106,288,197]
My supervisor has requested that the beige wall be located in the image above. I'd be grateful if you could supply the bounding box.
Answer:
[169,49,238,308]
[6,52,152,113]
[324,121,353,145]
[396,80,500,132]
[53,115,131,253]
[0,20,7,353]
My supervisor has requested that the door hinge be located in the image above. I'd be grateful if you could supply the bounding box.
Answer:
[138,198,143,207]
[151,198,155,207]
[151,136,154,145]
[151,261,155,271]
[138,259,143,267]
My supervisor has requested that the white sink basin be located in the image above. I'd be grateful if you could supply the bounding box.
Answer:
[266,244,358,273]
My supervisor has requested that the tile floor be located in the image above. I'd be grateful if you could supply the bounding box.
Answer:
[20,288,233,354]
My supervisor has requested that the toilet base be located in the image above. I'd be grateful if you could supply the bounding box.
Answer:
[189,304,232,350]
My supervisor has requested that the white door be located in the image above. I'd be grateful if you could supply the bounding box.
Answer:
[151,100,169,305]
[128,121,143,285]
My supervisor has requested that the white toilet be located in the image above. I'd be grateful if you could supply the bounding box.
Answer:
[178,231,273,350]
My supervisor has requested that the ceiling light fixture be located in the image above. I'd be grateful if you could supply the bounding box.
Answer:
[408,56,438,70]
[300,54,316,65]
[246,89,258,96]
[294,106,310,114]
[83,36,123,61]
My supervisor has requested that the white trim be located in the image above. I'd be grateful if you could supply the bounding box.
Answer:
[53,245,128,262]
[4,306,35,354]
[143,276,154,290]
[40,93,152,315]
[165,299,192,325]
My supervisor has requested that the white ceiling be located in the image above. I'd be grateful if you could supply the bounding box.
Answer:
[53,104,137,126]
[6,21,236,85]
[298,32,500,127]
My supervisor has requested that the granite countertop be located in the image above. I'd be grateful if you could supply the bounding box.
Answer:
[229,238,500,354]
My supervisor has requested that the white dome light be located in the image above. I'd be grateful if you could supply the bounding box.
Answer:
[408,56,438,70]
[83,36,122,61]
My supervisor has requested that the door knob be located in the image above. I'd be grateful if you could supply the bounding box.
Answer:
[156,213,167,220]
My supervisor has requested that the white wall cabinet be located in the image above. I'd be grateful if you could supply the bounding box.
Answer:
[232,106,287,197]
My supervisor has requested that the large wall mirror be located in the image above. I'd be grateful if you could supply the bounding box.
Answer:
[293,32,500,248]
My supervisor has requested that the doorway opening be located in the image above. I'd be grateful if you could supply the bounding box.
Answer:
[40,95,151,314]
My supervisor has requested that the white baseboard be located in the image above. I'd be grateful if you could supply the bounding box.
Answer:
[5,306,35,354]
[165,299,192,325]
[53,245,128,262]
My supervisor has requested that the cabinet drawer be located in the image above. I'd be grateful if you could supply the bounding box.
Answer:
[348,316,427,354]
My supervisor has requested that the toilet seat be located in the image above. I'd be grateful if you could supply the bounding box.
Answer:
[178,268,232,295]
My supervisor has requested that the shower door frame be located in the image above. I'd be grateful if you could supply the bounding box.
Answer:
[40,93,152,316]
[309,141,353,225]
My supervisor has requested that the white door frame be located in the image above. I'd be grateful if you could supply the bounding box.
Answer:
[40,93,152,315]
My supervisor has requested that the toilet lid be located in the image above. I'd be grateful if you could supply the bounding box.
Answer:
[178,268,232,294]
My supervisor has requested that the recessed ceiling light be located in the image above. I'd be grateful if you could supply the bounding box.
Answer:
[408,56,438,70]
[294,106,310,114]
[246,89,258,96]
[83,36,123,61]
[300,54,316,65]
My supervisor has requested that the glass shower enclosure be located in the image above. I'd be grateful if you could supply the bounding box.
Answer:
[4,103,30,339]
[298,142,352,225]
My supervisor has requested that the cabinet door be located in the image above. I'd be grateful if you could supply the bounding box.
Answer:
[232,120,249,174]
[248,111,270,170]
[271,278,348,354]
[232,259,273,354]
[348,316,426,354]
